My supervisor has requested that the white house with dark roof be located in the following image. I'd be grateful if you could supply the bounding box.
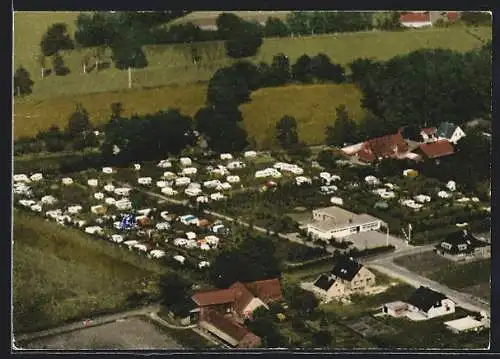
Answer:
[307,257,376,301]
[405,286,455,320]
[436,122,466,144]
[434,230,491,261]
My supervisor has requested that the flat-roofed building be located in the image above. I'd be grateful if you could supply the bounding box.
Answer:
[307,206,385,241]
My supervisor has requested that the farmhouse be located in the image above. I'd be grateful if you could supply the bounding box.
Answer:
[419,140,455,159]
[434,229,491,261]
[406,286,455,320]
[306,206,385,241]
[309,257,376,301]
[436,122,466,144]
[191,278,282,347]
[342,131,409,163]
[400,12,433,28]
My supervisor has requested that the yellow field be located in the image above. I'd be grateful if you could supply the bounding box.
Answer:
[14,83,207,138]
[14,83,362,148]
[242,83,363,147]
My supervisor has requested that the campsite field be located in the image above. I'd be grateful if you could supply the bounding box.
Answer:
[12,210,166,334]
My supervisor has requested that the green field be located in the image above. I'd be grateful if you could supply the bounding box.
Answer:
[12,209,167,334]
[393,252,491,301]
[13,11,491,101]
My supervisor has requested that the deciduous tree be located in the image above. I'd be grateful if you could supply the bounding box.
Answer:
[13,66,34,96]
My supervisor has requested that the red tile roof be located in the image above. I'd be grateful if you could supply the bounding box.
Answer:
[356,148,376,162]
[202,309,258,343]
[244,278,283,304]
[419,140,455,159]
[400,12,431,23]
[191,288,235,306]
[229,282,257,314]
[447,12,458,21]
[421,127,437,135]
[365,132,409,159]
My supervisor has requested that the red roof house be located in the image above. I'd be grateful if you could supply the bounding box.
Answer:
[352,132,409,163]
[419,140,455,159]
[400,12,433,27]
[244,278,283,304]
[447,12,459,21]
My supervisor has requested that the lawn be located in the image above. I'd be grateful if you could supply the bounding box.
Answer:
[240,83,364,147]
[393,252,491,301]
[12,209,167,334]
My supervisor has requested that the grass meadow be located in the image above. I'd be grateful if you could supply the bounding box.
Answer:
[12,209,167,334]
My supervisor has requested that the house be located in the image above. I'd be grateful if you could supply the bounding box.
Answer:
[400,12,433,28]
[104,184,115,192]
[406,286,455,320]
[306,206,385,241]
[138,177,152,186]
[30,173,43,182]
[436,122,466,144]
[175,177,191,186]
[180,157,192,166]
[102,167,113,174]
[198,309,261,348]
[420,127,437,142]
[244,151,257,158]
[444,316,485,334]
[309,257,376,301]
[158,159,172,168]
[419,140,455,159]
[182,167,198,176]
[220,153,233,161]
[342,131,409,163]
[435,230,491,261]
[62,177,74,185]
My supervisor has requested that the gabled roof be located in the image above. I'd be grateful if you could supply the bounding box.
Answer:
[419,140,455,159]
[229,282,256,314]
[447,12,458,21]
[313,273,336,291]
[244,278,283,303]
[421,127,437,135]
[202,309,257,343]
[438,230,489,254]
[357,148,376,162]
[331,257,363,281]
[436,122,459,139]
[400,12,431,23]
[191,288,235,306]
[406,286,448,312]
[364,132,409,159]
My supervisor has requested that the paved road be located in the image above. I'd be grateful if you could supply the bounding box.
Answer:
[15,304,162,343]
[367,259,490,315]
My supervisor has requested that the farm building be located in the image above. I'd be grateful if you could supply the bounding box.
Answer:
[436,122,466,144]
[342,131,410,163]
[306,206,385,241]
[418,140,455,159]
[444,316,485,334]
[399,12,433,27]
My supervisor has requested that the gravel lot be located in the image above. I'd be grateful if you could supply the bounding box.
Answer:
[22,317,184,350]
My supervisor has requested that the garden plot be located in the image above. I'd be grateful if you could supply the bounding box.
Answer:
[345,315,399,338]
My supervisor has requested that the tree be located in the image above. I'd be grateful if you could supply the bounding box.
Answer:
[40,125,67,152]
[264,17,290,37]
[209,236,281,288]
[286,12,310,36]
[460,11,492,26]
[269,53,291,86]
[401,124,421,141]
[275,115,299,149]
[312,330,332,348]
[81,52,91,74]
[93,45,106,71]
[325,105,357,146]
[374,11,402,30]
[158,272,193,316]
[40,22,74,57]
[225,22,263,59]
[13,66,34,96]
[111,43,148,70]
[66,104,92,138]
[309,53,345,83]
[206,67,251,107]
[216,13,244,40]
[348,58,380,84]
[289,288,319,315]
[110,102,124,119]
[52,52,70,76]
[231,61,261,91]
[291,54,313,83]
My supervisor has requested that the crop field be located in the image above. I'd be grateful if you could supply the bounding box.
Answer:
[393,252,491,301]
[12,209,166,334]
[241,83,364,147]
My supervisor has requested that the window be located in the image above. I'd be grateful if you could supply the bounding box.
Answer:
[441,242,452,250]
[458,244,468,251]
